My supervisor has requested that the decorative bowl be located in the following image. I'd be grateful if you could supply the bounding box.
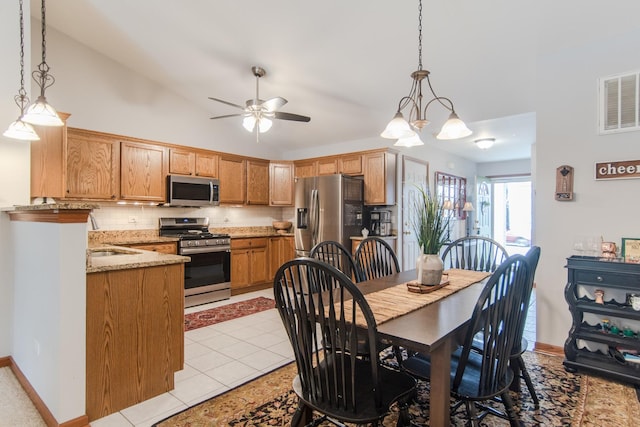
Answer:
[272,221,292,234]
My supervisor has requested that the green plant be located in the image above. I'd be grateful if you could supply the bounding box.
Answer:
[411,186,451,255]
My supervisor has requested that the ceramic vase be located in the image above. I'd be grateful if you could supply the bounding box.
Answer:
[416,253,444,286]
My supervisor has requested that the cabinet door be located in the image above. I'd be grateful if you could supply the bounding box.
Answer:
[195,152,219,178]
[246,160,269,205]
[318,157,338,175]
[30,113,70,199]
[269,162,294,206]
[120,141,167,201]
[268,237,284,280]
[219,156,246,204]
[169,149,195,175]
[66,131,119,200]
[231,249,250,289]
[339,154,363,175]
[294,160,318,178]
[364,151,396,205]
[250,246,269,284]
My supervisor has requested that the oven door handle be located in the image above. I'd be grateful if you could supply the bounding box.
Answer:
[180,246,231,255]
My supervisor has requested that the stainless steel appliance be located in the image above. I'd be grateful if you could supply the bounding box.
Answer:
[294,174,363,256]
[369,209,392,236]
[159,217,230,307]
[166,175,220,207]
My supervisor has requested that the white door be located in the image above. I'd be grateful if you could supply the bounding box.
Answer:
[401,157,429,271]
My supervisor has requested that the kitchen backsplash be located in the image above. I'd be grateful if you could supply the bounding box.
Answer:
[89,204,295,231]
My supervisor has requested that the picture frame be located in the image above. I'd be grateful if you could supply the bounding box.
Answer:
[621,238,640,263]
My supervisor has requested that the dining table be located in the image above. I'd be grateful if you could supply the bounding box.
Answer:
[356,268,491,427]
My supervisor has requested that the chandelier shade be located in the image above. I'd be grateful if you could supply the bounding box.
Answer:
[22,0,63,127]
[381,0,471,144]
[3,118,40,141]
[394,133,424,147]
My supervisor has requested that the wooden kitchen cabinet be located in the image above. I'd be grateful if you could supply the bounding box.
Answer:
[120,141,168,201]
[294,159,318,178]
[231,237,269,293]
[318,157,339,175]
[363,150,396,205]
[219,155,246,204]
[268,236,295,279]
[169,148,219,178]
[269,161,294,206]
[86,264,184,420]
[123,242,177,254]
[339,153,363,175]
[246,159,269,205]
[65,129,120,200]
[30,113,70,199]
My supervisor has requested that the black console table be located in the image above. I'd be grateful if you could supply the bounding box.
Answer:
[564,255,640,384]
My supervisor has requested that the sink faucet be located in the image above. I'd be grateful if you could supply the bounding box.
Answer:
[89,213,99,230]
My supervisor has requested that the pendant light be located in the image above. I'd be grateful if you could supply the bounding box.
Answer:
[3,0,40,141]
[382,0,472,143]
[22,0,63,127]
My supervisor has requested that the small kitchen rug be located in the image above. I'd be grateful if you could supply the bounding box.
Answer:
[184,297,275,331]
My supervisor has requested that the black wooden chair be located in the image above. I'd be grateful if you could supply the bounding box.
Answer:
[354,237,401,282]
[402,254,531,426]
[273,258,416,426]
[310,240,362,282]
[441,236,508,273]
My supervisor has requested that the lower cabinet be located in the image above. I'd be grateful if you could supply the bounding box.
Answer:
[231,237,268,293]
[86,264,184,421]
[269,236,295,280]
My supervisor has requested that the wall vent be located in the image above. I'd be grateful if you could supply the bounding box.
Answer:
[599,71,640,134]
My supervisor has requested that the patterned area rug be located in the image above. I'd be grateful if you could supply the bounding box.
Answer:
[184,297,275,331]
[154,351,640,426]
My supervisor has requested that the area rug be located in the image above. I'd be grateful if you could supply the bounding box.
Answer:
[184,297,275,331]
[153,351,640,426]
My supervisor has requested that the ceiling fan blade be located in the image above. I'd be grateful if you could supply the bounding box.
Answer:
[208,97,245,110]
[274,111,311,122]
[210,113,243,120]
[262,97,287,112]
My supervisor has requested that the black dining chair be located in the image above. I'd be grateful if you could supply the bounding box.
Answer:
[354,236,401,282]
[441,236,509,272]
[310,240,363,282]
[402,254,531,426]
[273,258,416,427]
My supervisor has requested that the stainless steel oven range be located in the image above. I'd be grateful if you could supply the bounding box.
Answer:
[159,217,230,308]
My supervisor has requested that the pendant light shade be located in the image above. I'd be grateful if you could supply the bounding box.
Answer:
[3,118,40,141]
[22,0,63,127]
[394,133,424,147]
[381,0,471,145]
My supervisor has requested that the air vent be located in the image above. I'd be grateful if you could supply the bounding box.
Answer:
[599,71,640,134]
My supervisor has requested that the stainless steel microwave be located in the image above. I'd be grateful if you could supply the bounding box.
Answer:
[166,175,220,207]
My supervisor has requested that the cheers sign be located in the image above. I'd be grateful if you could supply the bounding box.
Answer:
[595,160,640,180]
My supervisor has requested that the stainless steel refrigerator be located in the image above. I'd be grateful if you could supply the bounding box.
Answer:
[295,174,364,257]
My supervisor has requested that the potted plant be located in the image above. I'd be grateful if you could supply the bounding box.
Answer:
[411,186,451,285]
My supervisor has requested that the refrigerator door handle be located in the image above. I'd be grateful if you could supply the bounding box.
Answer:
[310,189,319,247]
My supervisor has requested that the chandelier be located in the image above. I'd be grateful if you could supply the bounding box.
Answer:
[381,0,472,146]
[22,0,63,127]
[3,0,40,141]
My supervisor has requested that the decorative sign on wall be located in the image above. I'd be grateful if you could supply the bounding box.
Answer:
[595,160,640,180]
[555,165,574,201]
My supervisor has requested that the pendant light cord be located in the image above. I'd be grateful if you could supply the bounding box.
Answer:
[33,0,55,96]
[15,0,29,112]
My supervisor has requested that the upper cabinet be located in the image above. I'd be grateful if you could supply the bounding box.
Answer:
[31,113,69,199]
[169,148,218,178]
[294,159,318,178]
[363,150,396,206]
[269,162,294,206]
[218,155,246,204]
[339,153,363,175]
[246,159,269,205]
[318,157,339,175]
[66,129,119,200]
[120,141,168,202]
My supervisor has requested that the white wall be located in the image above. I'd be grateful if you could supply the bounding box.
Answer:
[477,158,531,177]
[535,29,640,347]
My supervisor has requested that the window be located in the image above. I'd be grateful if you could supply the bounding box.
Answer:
[435,172,466,219]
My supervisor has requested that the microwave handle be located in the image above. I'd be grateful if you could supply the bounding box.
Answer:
[209,181,214,204]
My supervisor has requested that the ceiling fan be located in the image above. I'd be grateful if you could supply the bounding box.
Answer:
[209,66,310,141]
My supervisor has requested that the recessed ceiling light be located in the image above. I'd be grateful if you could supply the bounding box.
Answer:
[474,138,495,149]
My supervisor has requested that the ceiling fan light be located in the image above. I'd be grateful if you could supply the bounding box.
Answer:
[22,96,64,127]
[258,117,272,133]
[394,134,424,147]
[3,118,40,141]
[381,112,415,139]
[242,115,256,132]
[436,112,472,140]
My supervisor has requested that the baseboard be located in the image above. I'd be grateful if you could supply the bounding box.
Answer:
[534,342,564,357]
[0,355,89,427]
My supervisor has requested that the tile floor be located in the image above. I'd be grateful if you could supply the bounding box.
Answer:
[90,286,538,426]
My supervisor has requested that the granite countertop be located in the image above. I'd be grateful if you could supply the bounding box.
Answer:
[86,244,189,274]
[10,202,100,211]
[351,235,397,240]
[230,232,294,238]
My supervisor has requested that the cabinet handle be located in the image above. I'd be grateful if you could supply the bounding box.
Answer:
[596,276,603,282]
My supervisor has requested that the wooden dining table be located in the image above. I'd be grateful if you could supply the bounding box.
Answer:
[357,269,490,427]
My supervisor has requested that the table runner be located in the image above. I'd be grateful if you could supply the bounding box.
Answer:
[363,269,490,325]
